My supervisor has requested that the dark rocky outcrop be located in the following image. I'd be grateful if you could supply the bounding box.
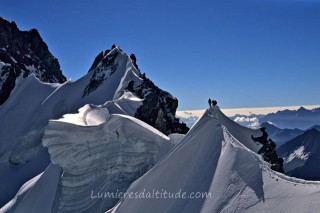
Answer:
[130,53,139,70]
[83,49,119,97]
[132,76,189,135]
[88,51,104,72]
[252,127,284,173]
[0,17,66,105]
[126,65,188,135]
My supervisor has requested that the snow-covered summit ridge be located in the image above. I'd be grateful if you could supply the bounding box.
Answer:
[205,106,263,152]
[109,106,320,213]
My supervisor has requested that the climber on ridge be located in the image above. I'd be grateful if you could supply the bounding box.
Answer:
[211,99,217,106]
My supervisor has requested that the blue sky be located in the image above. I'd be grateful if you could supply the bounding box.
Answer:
[1,0,320,110]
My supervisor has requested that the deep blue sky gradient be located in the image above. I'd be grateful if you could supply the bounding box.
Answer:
[1,0,320,110]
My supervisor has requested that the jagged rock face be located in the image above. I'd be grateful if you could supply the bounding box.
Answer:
[0,17,66,105]
[83,50,118,97]
[252,127,284,173]
[131,77,189,135]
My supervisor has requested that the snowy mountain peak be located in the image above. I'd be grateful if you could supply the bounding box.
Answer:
[205,106,263,152]
[260,106,320,129]
[83,45,189,135]
[297,106,308,112]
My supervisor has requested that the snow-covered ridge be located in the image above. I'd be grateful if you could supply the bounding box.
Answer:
[4,106,320,213]
[109,106,320,213]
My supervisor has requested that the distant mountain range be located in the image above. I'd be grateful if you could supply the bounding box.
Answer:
[260,107,320,130]
[260,122,304,146]
[277,128,320,180]
[179,107,320,132]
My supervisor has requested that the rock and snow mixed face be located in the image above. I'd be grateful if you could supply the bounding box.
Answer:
[0,47,127,165]
[0,17,66,105]
[0,46,187,208]
[0,46,187,164]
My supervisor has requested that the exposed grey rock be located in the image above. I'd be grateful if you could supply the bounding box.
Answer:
[0,17,66,105]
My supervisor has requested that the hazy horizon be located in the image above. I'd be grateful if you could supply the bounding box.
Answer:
[177,104,320,117]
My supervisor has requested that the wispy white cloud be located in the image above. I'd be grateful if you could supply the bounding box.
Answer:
[233,116,260,128]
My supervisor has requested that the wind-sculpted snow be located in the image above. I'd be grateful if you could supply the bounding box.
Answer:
[0,47,128,165]
[0,46,182,165]
[38,113,173,213]
[109,107,320,213]
[0,47,128,206]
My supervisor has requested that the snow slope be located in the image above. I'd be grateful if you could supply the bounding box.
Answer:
[109,106,320,213]
[0,76,58,207]
[0,164,61,213]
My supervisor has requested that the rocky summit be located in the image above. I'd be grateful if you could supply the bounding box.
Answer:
[87,46,189,135]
